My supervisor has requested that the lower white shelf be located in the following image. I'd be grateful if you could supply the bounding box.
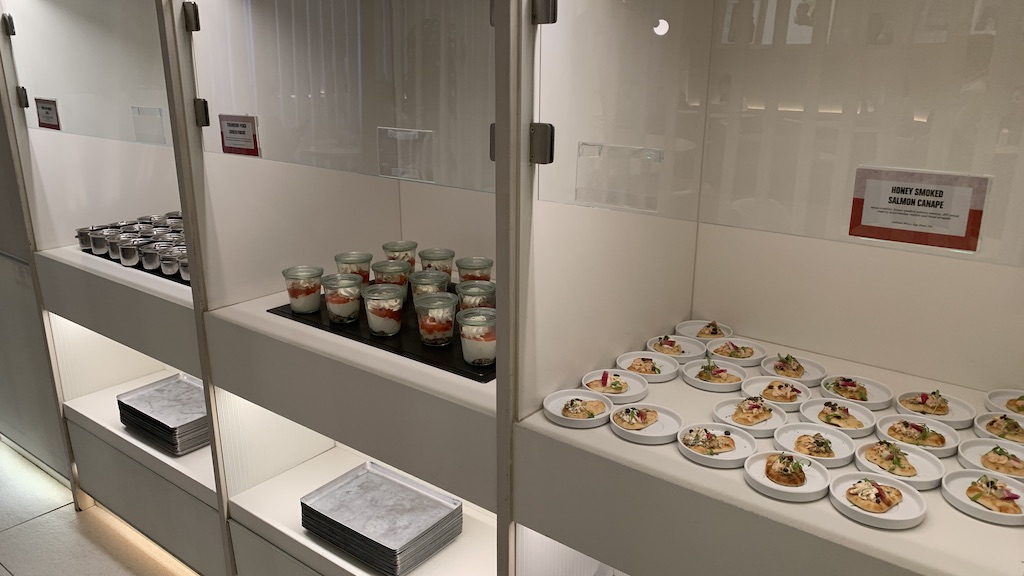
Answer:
[62,370,217,508]
[514,338,1020,576]
[229,447,497,576]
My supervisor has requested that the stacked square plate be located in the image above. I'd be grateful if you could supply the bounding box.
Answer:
[116,374,210,456]
[300,462,463,576]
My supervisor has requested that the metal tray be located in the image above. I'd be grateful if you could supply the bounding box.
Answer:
[300,462,462,553]
[115,373,206,430]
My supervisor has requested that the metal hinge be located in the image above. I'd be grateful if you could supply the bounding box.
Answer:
[532,0,557,25]
[15,86,28,108]
[194,98,210,127]
[1,14,15,36]
[529,123,554,164]
[489,123,495,162]
[183,2,200,32]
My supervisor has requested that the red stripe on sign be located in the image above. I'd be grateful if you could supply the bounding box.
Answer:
[849,198,982,251]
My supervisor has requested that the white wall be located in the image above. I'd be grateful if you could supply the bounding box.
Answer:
[398,181,496,263]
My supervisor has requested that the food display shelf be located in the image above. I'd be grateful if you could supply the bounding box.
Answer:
[34,245,200,375]
[228,446,496,576]
[514,337,1020,576]
[206,291,497,512]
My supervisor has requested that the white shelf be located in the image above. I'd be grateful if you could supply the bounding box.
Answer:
[62,369,217,508]
[229,447,497,576]
[35,246,200,375]
[514,338,1019,576]
[206,292,497,511]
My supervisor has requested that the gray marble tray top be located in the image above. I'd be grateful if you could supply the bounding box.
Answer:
[116,373,206,429]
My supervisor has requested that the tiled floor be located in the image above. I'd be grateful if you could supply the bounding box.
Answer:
[0,440,196,576]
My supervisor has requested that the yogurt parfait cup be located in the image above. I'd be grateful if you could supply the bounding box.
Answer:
[456,256,494,282]
[409,270,450,296]
[334,252,373,287]
[456,280,496,310]
[414,292,459,346]
[88,229,120,256]
[383,240,418,267]
[362,284,405,336]
[372,260,412,287]
[140,241,173,270]
[322,273,362,324]
[76,225,108,250]
[457,307,497,366]
[418,248,455,277]
[159,246,187,276]
[282,265,324,314]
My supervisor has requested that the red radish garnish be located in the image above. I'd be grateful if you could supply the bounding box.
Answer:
[1002,490,1020,501]
[601,371,609,385]
[920,393,929,404]
[870,481,890,505]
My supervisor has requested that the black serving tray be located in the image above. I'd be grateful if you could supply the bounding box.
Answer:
[81,248,191,287]
[267,290,496,383]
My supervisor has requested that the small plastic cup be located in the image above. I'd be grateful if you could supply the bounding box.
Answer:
[456,256,494,282]
[177,255,191,281]
[118,238,153,267]
[372,260,412,287]
[414,292,459,346]
[418,248,455,277]
[76,225,108,250]
[322,273,363,324]
[383,240,418,267]
[282,265,324,314]
[457,307,497,366]
[140,241,173,270]
[159,246,187,276]
[409,270,450,296]
[334,252,373,287]
[362,283,405,336]
[88,229,120,256]
[109,233,140,262]
[456,280,496,310]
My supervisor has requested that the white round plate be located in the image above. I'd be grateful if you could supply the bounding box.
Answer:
[615,352,678,384]
[646,335,705,363]
[941,470,1024,526]
[760,354,827,388]
[742,376,812,412]
[820,375,893,411]
[772,423,855,468]
[705,338,767,368]
[829,472,926,530]
[542,389,613,429]
[677,423,757,469]
[743,452,830,502]
[675,319,733,340]
[680,359,748,393]
[798,398,876,438]
[854,441,945,491]
[974,412,1024,446]
[895,392,975,429]
[712,398,786,438]
[875,415,961,459]
[984,389,1024,415]
[957,438,1024,479]
[579,369,648,404]
[609,403,683,445]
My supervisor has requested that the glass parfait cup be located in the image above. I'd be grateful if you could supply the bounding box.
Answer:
[371,260,411,287]
[281,265,324,314]
[456,280,496,310]
[140,241,173,270]
[457,307,497,365]
[88,228,120,256]
[177,255,191,281]
[362,284,405,336]
[382,240,418,267]
[414,292,459,346]
[408,270,450,296]
[334,252,373,287]
[456,256,494,282]
[76,225,107,250]
[322,273,362,324]
[418,248,455,277]
[159,246,187,276]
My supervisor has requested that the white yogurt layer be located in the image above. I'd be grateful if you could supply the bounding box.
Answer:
[367,314,401,335]
[327,298,360,321]
[289,292,321,313]
[461,337,496,365]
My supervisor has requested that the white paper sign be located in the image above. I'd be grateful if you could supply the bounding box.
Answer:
[219,114,259,156]
[35,98,60,130]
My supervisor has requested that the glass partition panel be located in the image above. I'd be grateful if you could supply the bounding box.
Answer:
[193,0,495,192]
[701,0,1024,267]
[535,0,714,220]
[5,0,171,144]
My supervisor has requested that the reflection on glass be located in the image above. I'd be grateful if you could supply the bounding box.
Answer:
[701,0,1024,266]
[193,0,494,193]
[6,0,170,144]
[537,0,713,220]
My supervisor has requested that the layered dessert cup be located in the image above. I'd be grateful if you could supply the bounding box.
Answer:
[456,280,496,310]
[282,265,324,314]
[322,273,362,323]
[362,284,405,336]
[414,292,459,346]
[456,256,494,282]
[334,251,373,287]
[371,260,412,287]
[457,307,496,366]
[418,247,455,278]
[382,240,419,267]
[409,269,450,296]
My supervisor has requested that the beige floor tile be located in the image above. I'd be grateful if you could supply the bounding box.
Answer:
[0,441,71,532]
[0,562,10,575]
[0,504,196,576]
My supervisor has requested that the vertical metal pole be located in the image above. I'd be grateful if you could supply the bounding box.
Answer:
[0,10,95,512]
[153,1,236,575]
[495,1,534,574]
